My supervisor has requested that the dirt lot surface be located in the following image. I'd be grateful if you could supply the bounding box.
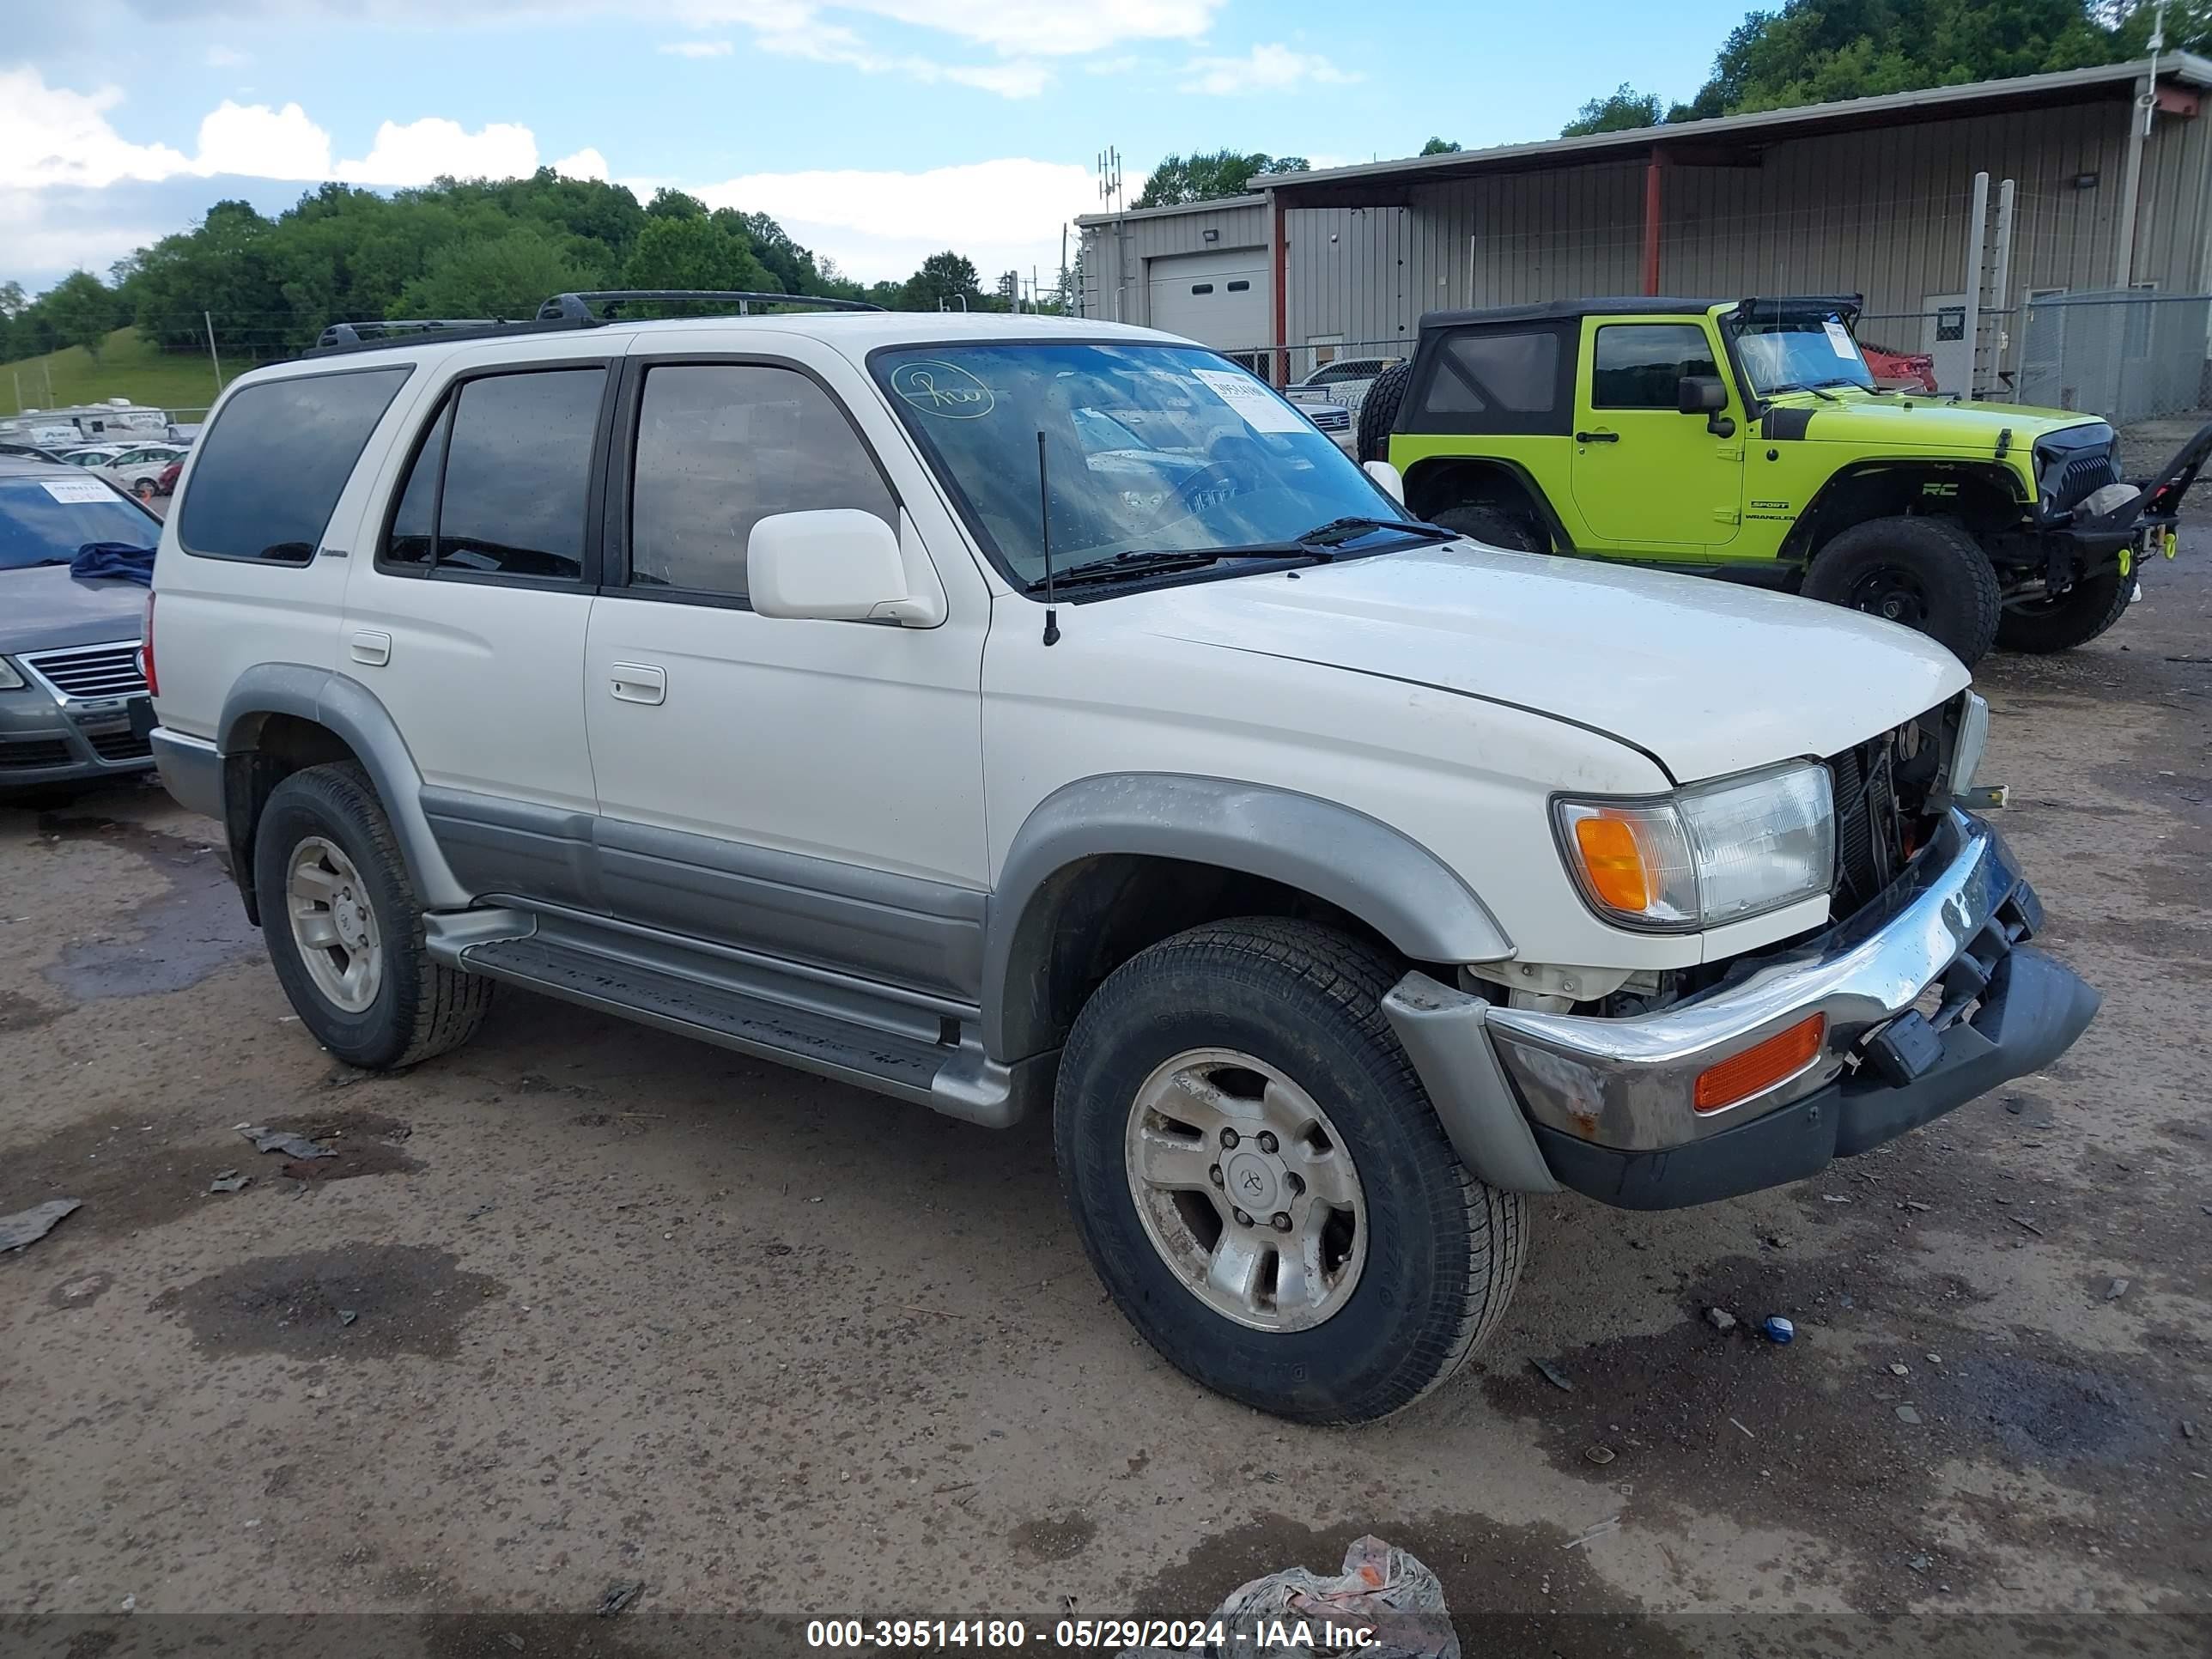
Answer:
[4,442,2209,1655]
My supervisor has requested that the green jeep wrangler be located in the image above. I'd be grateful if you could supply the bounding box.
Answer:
[1357,295,2204,665]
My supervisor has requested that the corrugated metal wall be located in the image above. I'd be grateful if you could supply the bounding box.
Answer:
[1079,92,2212,352]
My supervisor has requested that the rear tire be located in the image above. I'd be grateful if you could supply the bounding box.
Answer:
[1996,569,2131,653]
[1054,916,1527,1425]
[1802,514,2002,666]
[1356,361,1414,464]
[254,761,492,1070]
[1433,501,1547,553]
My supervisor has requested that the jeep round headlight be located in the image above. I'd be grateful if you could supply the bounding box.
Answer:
[1555,763,1836,932]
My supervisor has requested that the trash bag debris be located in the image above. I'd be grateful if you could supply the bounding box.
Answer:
[237,1125,335,1159]
[596,1581,644,1618]
[208,1171,252,1194]
[1530,1358,1573,1392]
[1121,1534,1456,1659]
[1,1198,82,1252]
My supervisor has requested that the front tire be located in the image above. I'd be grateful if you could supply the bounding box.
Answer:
[1802,514,2002,665]
[1996,568,2131,653]
[1054,917,1527,1425]
[253,762,492,1070]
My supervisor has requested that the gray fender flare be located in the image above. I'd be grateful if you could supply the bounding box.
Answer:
[982,773,1513,1060]
[217,664,470,910]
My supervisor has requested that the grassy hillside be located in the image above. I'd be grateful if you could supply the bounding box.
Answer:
[2,328,228,418]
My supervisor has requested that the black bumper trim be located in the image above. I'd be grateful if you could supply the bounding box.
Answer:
[1536,945,2100,1211]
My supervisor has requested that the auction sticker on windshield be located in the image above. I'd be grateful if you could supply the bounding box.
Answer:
[1823,319,1858,359]
[1191,368,1307,434]
[41,479,113,504]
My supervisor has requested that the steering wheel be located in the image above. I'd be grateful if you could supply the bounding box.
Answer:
[1143,462,1246,533]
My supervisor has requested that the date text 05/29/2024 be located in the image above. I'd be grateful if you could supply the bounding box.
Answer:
[805,1618,1391,1650]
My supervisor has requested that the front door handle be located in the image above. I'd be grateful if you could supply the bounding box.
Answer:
[349,629,392,666]
[609,663,667,706]
[1575,429,1620,444]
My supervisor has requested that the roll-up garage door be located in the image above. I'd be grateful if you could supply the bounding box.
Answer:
[1146,251,1267,350]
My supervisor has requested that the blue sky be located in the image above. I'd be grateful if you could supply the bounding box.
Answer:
[4,0,1754,294]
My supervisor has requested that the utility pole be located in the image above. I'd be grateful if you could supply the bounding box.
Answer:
[2116,0,2166,287]
[204,310,225,398]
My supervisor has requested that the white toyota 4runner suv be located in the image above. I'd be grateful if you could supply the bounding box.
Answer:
[143,292,2099,1424]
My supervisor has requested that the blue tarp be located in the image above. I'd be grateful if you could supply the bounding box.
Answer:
[70,542,156,586]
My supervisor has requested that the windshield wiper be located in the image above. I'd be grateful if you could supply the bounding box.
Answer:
[1025,544,1329,593]
[1763,380,1838,402]
[1292,515,1456,547]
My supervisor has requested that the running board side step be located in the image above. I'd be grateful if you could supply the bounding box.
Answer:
[432,911,1045,1128]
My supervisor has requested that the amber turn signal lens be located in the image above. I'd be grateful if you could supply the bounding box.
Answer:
[1571,814,1650,912]
[1693,1014,1826,1113]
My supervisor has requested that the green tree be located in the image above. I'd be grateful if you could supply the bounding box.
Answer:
[45,271,122,362]
[392,226,604,319]
[1133,149,1310,208]
[901,251,984,311]
[644,187,709,221]
[1419,137,1462,155]
[623,214,775,294]
[1561,83,1668,136]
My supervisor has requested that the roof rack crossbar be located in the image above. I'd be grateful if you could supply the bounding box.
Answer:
[538,289,884,319]
[316,318,505,347]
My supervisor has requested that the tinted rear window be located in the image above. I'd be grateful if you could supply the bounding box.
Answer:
[431,369,604,580]
[1424,331,1560,415]
[179,367,410,563]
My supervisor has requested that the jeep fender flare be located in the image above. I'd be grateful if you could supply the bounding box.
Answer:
[981,773,1515,1060]
[217,665,470,911]
[1401,455,1575,551]
[1784,458,2030,563]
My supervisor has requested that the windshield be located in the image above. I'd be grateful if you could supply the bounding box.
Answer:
[871,342,1407,588]
[1729,311,1875,397]
[0,477,160,571]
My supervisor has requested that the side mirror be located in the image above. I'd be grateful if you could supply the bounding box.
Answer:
[1677,375,1729,414]
[748,509,928,623]
[1363,459,1406,504]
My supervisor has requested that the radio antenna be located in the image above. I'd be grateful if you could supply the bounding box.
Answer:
[1036,430,1060,646]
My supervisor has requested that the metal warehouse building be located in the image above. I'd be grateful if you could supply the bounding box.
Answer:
[1079,55,2212,403]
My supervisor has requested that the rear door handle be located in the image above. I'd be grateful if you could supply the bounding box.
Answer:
[609,663,667,706]
[349,629,392,666]
[1575,429,1620,444]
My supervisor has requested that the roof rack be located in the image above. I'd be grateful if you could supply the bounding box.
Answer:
[303,289,884,359]
[538,289,883,319]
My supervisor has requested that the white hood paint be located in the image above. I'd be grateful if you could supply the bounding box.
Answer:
[1118,541,1971,784]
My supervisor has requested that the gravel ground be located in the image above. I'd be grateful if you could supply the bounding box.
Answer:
[3,445,2208,1654]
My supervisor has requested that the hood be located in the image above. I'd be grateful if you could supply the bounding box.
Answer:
[1,563,150,656]
[1768,389,2106,452]
[1118,541,1969,783]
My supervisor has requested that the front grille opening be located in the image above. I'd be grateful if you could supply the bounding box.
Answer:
[88,731,152,763]
[0,739,74,770]
[1825,708,1948,918]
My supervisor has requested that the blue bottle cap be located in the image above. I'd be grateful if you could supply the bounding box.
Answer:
[1763,1316,1796,1344]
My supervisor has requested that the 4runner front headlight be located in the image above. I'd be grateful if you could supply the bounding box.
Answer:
[1555,763,1836,932]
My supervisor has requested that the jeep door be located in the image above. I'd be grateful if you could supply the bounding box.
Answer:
[579,337,990,1001]
[339,337,618,907]
[1569,317,1744,550]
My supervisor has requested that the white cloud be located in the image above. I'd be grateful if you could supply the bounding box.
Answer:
[1178,42,1359,96]
[0,69,190,189]
[657,39,733,56]
[192,101,333,180]
[333,117,540,185]
[204,45,252,68]
[551,146,611,180]
[736,15,1049,96]
[695,156,1090,283]
[681,0,1218,57]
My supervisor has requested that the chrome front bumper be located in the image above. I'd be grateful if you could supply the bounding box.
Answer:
[1484,811,2057,1152]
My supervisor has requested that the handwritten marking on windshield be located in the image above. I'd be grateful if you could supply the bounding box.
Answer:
[890,360,996,418]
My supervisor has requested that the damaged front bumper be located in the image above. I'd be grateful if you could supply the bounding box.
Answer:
[1384,811,2100,1209]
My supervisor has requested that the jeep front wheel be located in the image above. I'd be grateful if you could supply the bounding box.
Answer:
[1053,917,1527,1424]
[254,761,493,1070]
[1802,514,2002,665]
[1996,568,2131,653]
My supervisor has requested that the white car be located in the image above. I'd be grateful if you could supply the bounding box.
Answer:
[143,300,2098,1424]
[94,443,189,501]
[1286,355,1401,417]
